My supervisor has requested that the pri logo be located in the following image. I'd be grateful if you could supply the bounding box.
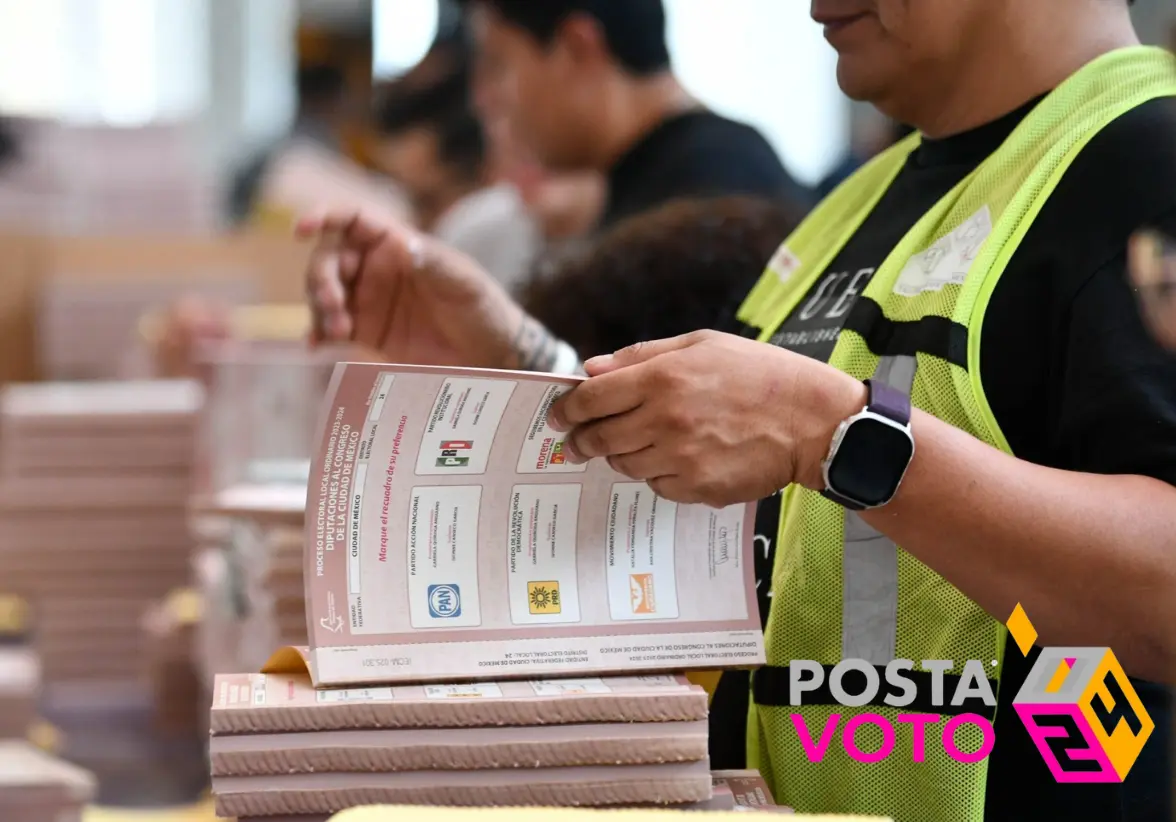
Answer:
[1007,604,1153,783]
[427,584,462,619]
[436,440,473,469]
[629,574,656,615]
[527,581,562,615]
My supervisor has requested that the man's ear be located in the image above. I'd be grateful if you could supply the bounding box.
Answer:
[553,13,613,73]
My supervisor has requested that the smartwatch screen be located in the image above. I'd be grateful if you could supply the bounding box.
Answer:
[827,417,914,507]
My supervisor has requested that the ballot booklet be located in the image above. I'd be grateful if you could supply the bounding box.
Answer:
[303,363,764,687]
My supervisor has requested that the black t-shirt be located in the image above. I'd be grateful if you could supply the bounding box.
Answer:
[599,109,812,230]
[713,96,1176,821]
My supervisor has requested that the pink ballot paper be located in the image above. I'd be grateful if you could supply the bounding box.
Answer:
[302,363,764,686]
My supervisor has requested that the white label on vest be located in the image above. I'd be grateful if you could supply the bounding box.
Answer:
[768,244,801,283]
[893,206,992,297]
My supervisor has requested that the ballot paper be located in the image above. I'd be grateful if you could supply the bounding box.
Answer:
[302,363,763,687]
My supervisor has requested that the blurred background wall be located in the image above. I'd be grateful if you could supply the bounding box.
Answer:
[1,0,1172,217]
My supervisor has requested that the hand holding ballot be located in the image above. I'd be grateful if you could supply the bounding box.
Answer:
[548,330,866,508]
[298,209,540,370]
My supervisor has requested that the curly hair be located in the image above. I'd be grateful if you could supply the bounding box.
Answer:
[518,196,805,359]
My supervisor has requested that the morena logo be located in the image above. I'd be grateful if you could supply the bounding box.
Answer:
[785,605,1153,781]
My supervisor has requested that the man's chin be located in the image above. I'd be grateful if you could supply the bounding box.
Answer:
[836,59,910,124]
[835,59,882,103]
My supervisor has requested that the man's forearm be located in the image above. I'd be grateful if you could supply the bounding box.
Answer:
[861,409,1176,682]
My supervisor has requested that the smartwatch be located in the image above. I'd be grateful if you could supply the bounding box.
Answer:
[820,379,915,511]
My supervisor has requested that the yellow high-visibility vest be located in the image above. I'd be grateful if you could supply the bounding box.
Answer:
[735,46,1176,821]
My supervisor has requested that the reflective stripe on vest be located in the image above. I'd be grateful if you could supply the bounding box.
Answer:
[735,46,1176,822]
[841,354,913,666]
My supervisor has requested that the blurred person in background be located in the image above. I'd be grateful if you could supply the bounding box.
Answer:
[302,0,1176,819]
[459,0,811,232]
[229,64,351,224]
[484,114,605,253]
[373,32,539,292]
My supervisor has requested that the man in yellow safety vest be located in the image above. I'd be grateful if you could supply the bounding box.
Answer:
[300,1,1176,819]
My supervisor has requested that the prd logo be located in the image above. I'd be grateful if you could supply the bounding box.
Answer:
[1007,605,1154,783]
[527,581,562,615]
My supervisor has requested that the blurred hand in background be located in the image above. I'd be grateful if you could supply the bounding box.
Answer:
[1129,230,1176,351]
[151,297,233,379]
[485,115,604,243]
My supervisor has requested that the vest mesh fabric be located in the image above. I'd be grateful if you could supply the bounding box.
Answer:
[737,47,1176,822]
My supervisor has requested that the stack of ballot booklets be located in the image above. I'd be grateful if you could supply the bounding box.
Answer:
[0,740,96,822]
[210,669,793,816]
[38,276,259,382]
[210,363,768,816]
[189,340,344,498]
[0,646,39,739]
[0,119,218,236]
[221,774,791,821]
[192,483,309,678]
[326,804,815,822]
[0,594,37,740]
[210,669,714,816]
[249,520,309,654]
[194,544,244,692]
[0,380,201,684]
[142,589,204,738]
[188,342,350,687]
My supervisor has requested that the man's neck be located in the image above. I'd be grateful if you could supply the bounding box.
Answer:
[905,6,1139,138]
[593,72,698,171]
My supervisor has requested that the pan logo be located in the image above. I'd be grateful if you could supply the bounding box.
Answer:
[1007,605,1154,783]
[427,584,462,619]
[436,440,473,469]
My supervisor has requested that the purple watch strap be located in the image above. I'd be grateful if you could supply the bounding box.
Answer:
[865,379,911,425]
